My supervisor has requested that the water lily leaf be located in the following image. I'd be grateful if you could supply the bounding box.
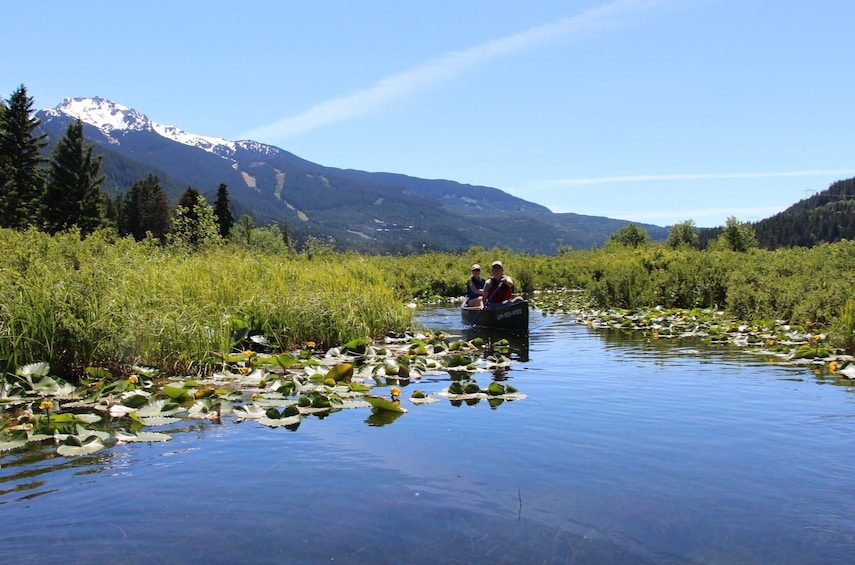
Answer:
[270,353,300,369]
[110,404,137,418]
[57,435,105,457]
[115,431,172,443]
[443,353,473,368]
[229,327,249,348]
[17,362,50,378]
[363,395,407,413]
[258,414,301,428]
[162,385,192,402]
[193,386,216,399]
[187,399,228,419]
[343,337,371,354]
[136,399,182,417]
[326,362,354,383]
[233,404,266,419]
[122,393,150,408]
[0,430,29,451]
[85,366,113,380]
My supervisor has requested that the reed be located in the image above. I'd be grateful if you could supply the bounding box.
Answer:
[0,229,412,379]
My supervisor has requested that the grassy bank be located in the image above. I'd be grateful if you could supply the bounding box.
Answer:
[3,229,855,380]
[0,229,412,379]
[382,242,855,350]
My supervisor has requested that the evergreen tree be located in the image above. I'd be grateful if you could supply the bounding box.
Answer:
[122,174,171,243]
[279,217,294,250]
[213,182,234,238]
[177,186,201,219]
[0,85,48,228]
[42,119,106,235]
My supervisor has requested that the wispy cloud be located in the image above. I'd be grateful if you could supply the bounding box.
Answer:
[531,169,855,187]
[239,0,662,142]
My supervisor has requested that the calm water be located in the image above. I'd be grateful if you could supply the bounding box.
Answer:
[2,306,855,564]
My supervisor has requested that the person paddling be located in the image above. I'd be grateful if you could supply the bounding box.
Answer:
[482,260,519,309]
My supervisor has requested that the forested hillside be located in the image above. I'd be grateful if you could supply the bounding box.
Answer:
[754,178,855,249]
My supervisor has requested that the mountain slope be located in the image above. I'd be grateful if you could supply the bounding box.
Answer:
[37,97,668,253]
[753,177,855,249]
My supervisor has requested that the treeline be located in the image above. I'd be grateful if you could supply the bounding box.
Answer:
[0,84,299,250]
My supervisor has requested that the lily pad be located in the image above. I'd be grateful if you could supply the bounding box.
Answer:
[363,395,407,413]
[57,434,106,457]
[115,430,172,442]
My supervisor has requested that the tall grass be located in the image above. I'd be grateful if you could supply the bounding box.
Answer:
[0,229,412,379]
[5,227,855,379]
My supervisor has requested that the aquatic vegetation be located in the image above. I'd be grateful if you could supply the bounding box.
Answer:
[0,332,526,457]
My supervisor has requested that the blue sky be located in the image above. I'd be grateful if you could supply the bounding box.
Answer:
[4,0,854,227]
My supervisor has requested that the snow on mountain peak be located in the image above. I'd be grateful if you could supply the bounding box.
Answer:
[47,97,236,157]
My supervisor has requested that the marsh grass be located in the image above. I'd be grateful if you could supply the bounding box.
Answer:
[5,228,855,379]
[0,229,412,379]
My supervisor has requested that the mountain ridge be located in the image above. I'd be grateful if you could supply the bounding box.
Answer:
[36,97,670,253]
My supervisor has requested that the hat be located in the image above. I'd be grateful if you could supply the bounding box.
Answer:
[471,264,481,271]
[491,260,503,269]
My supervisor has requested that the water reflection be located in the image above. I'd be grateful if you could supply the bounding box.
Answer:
[461,327,529,362]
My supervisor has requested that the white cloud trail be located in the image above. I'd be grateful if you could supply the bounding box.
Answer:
[239,0,662,142]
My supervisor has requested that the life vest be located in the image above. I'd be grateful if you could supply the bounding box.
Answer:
[484,279,512,303]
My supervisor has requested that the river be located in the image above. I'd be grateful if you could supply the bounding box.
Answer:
[1,305,854,564]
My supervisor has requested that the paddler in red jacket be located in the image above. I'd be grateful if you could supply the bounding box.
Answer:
[482,260,515,308]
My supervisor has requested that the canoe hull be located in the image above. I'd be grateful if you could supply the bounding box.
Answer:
[461,300,529,331]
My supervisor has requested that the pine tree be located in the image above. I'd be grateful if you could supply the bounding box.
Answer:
[122,174,171,243]
[42,119,106,235]
[0,85,48,228]
[213,182,234,238]
[177,186,201,216]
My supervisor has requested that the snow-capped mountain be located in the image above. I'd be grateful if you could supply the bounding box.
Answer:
[35,96,666,253]
[42,97,284,160]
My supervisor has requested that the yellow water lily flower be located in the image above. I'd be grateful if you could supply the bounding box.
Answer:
[251,393,258,401]
[390,387,401,397]
[814,334,822,341]
[128,375,139,384]
[829,361,838,373]
[39,400,53,410]
[238,366,250,375]
[307,341,316,349]
[244,350,254,358]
